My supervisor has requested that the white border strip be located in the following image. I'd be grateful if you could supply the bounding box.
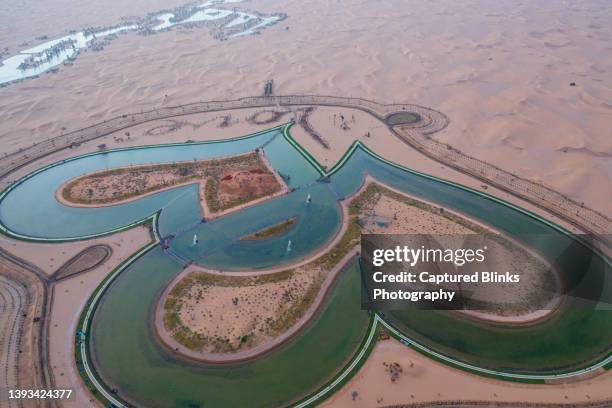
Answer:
[377,316,612,381]
[79,213,160,408]
[0,125,286,242]
[19,125,608,407]
[291,316,377,408]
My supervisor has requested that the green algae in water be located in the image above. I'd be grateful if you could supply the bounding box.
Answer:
[91,248,369,408]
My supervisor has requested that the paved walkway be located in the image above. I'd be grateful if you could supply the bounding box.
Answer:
[1,94,608,246]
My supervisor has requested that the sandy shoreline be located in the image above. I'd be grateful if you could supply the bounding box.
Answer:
[153,177,562,364]
[153,248,359,364]
[1,1,611,407]
[54,148,289,222]
[321,337,612,408]
[1,0,610,219]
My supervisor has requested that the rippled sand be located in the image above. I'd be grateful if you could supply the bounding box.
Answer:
[1,0,610,215]
[1,2,610,406]
[1,0,609,217]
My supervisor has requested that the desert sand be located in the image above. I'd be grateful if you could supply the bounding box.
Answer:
[46,226,150,408]
[1,1,611,407]
[157,181,557,364]
[321,338,612,408]
[174,270,319,353]
[0,0,610,217]
[0,225,151,408]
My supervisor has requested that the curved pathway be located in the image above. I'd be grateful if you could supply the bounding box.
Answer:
[0,247,63,408]
[0,275,26,408]
[78,214,160,408]
[0,95,608,246]
[0,107,610,407]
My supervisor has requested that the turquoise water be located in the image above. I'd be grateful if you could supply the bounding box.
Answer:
[0,130,278,239]
[168,183,340,269]
[1,125,610,407]
[263,135,320,188]
[91,249,369,408]
[332,148,584,253]
[1,125,608,304]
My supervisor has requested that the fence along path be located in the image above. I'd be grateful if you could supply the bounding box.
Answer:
[393,125,611,243]
[0,94,609,243]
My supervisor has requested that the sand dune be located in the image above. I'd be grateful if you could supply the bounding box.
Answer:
[0,0,608,218]
[0,2,610,407]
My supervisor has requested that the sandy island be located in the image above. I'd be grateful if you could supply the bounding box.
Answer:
[239,217,296,240]
[2,2,612,406]
[56,149,287,219]
[154,179,562,364]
